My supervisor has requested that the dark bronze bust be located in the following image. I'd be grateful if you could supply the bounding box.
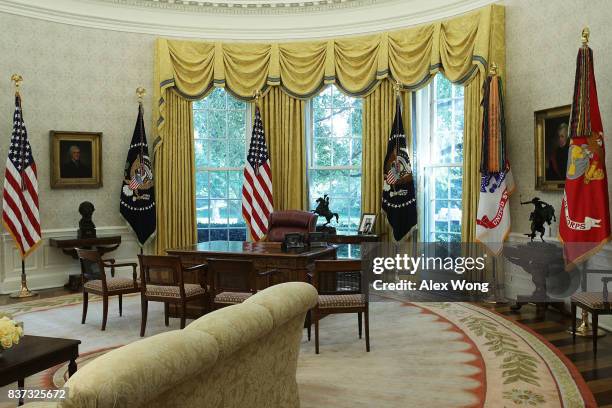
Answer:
[77,201,97,239]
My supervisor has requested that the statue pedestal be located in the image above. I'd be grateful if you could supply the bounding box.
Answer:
[504,242,566,318]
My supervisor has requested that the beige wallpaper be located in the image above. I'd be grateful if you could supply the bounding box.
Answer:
[503,0,612,236]
[2,1,611,238]
[0,12,155,231]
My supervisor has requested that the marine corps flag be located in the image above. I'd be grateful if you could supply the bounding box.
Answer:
[382,97,417,241]
[120,104,156,246]
[476,72,515,254]
[559,34,611,267]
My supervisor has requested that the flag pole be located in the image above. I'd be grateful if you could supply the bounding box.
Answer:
[136,87,146,256]
[9,74,37,299]
[565,27,604,338]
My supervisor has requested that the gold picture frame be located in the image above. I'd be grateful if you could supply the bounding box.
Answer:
[534,105,571,191]
[50,131,102,189]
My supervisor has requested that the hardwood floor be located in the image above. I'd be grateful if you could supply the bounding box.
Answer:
[2,290,611,406]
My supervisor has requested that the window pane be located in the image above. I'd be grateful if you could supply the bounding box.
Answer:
[332,109,351,138]
[433,167,449,200]
[207,140,227,167]
[436,75,452,99]
[209,171,228,198]
[227,110,246,139]
[195,171,209,198]
[308,86,362,234]
[228,170,242,199]
[351,138,362,166]
[450,167,462,198]
[313,138,332,167]
[203,110,227,139]
[194,89,248,242]
[228,141,245,167]
[332,139,350,166]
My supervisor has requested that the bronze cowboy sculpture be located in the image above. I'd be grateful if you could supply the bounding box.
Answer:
[521,197,556,242]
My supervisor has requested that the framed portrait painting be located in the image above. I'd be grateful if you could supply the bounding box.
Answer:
[534,105,571,191]
[50,131,102,188]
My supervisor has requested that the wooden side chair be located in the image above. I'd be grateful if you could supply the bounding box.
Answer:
[312,259,369,354]
[571,277,612,355]
[137,254,207,336]
[208,258,279,309]
[76,248,140,331]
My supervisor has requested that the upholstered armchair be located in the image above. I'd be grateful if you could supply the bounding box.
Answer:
[266,210,318,242]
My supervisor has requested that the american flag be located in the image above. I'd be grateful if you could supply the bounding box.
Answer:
[2,95,41,257]
[241,106,273,241]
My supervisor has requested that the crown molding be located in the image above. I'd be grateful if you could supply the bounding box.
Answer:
[0,0,497,40]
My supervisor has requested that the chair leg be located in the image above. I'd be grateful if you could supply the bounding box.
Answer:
[164,302,170,326]
[592,312,598,356]
[358,312,363,339]
[364,307,370,352]
[571,303,577,343]
[140,297,148,337]
[81,292,88,324]
[180,301,187,329]
[101,295,109,331]
[314,310,320,354]
[119,294,123,317]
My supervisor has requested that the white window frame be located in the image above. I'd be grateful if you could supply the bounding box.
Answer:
[306,85,363,234]
[415,76,464,243]
[193,89,252,242]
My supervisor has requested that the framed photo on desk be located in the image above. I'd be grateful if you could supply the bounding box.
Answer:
[358,213,376,234]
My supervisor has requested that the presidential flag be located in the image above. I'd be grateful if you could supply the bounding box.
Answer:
[120,104,156,246]
[559,41,611,267]
[476,74,515,254]
[242,106,273,241]
[382,97,417,241]
[2,94,41,258]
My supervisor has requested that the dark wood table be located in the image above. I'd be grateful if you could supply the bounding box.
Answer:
[166,241,337,317]
[327,233,382,244]
[0,335,80,406]
[49,236,121,259]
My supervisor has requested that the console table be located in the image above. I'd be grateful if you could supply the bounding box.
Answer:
[49,236,121,259]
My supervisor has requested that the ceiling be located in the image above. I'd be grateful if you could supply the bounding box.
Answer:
[0,0,497,39]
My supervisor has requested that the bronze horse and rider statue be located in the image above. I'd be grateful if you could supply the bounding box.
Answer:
[521,197,556,242]
[311,195,339,232]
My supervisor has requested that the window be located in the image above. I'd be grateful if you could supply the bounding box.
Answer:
[193,88,250,242]
[415,74,464,242]
[308,86,363,233]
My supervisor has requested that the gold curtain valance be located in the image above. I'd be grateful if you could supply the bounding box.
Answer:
[154,5,503,144]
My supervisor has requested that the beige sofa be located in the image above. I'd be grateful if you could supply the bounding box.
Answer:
[24,281,317,408]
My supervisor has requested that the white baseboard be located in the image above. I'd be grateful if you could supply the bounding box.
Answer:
[1,226,141,294]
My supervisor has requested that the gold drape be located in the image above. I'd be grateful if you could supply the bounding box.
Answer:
[154,90,197,254]
[461,72,484,244]
[362,80,411,242]
[154,5,504,138]
[152,4,505,248]
[257,88,307,211]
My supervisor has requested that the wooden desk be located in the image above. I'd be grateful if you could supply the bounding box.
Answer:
[0,335,80,406]
[166,241,336,317]
[327,233,382,244]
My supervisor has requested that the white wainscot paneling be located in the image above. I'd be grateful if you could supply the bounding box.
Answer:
[1,226,141,294]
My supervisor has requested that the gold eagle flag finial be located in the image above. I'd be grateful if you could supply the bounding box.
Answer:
[581,27,590,47]
[136,87,146,104]
[11,74,23,96]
